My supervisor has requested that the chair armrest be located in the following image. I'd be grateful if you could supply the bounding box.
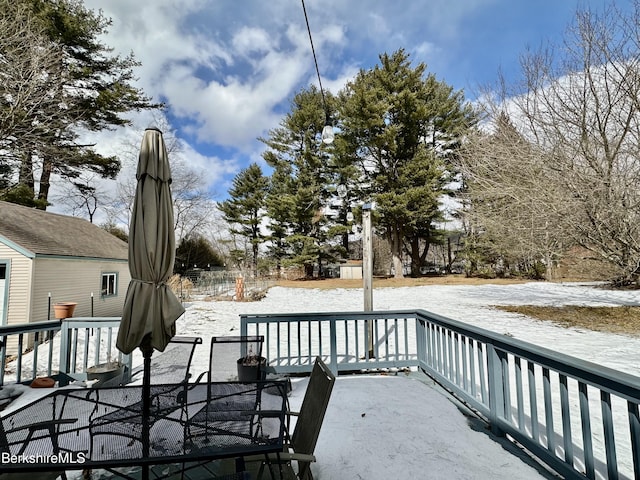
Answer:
[193,371,207,384]
[243,452,316,464]
[5,418,77,435]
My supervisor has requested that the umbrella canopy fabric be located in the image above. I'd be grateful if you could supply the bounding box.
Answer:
[117,128,185,355]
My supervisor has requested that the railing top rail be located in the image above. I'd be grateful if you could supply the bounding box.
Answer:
[60,317,122,327]
[0,320,61,336]
[240,311,418,321]
[413,308,640,399]
[242,308,640,401]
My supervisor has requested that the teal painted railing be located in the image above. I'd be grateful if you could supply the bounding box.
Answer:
[0,317,131,385]
[241,310,640,480]
[1,310,638,479]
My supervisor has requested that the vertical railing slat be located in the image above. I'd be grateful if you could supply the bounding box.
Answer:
[16,333,23,380]
[454,332,461,387]
[559,374,574,465]
[477,342,487,404]
[329,319,337,373]
[528,361,539,443]
[403,318,408,363]
[628,401,640,480]
[579,382,595,480]
[47,331,54,377]
[543,367,555,453]
[502,352,512,425]
[32,331,40,380]
[469,338,477,399]
[601,390,619,480]
[514,356,525,430]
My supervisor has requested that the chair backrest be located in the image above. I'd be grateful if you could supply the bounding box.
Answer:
[208,335,264,382]
[130,336,202,385]
[291,357,335,480]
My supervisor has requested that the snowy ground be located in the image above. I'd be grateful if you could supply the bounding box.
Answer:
[5,281,640,479]
[165,281,639,480]
[177,282,640,378]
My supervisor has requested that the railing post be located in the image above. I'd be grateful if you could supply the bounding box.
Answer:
[59,319,71,375]
[487,343,506,436]
[240,315,248,337]
[416,317,426,371]
[329,318,338,375]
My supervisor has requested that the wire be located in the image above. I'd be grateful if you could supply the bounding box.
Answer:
[301,0,328,114]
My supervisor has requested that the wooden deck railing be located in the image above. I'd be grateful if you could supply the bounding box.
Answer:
[0,317,130,385]
[1,309,638,479]
[241,309,640,480]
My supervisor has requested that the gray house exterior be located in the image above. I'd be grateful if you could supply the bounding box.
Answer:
[0,201,130,326]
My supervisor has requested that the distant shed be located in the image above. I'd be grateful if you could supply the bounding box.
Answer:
[340,261,363,280]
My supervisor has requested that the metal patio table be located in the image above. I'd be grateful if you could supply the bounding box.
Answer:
[0,381,288,475]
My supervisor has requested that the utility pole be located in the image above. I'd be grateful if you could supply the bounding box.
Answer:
[362,203,374,357]
[363,203,373,311]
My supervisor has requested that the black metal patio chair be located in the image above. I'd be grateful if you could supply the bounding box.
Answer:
[184,336,266,448]
[88,336,202,455]
[194,335,266,383]
[129,335,203,385]
[244,357,335,480]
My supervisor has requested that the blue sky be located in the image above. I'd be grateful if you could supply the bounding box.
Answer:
[80,0,624,203]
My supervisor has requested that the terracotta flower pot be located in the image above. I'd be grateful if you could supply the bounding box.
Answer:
[53,302,78,319]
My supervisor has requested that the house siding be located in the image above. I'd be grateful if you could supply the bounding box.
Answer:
[0,242,33,327]
[32,258,130,322]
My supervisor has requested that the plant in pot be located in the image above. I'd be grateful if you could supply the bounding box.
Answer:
[236,346,267,382]
[86,355,124,387]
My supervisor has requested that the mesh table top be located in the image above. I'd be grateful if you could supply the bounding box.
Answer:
[0,381,288,472]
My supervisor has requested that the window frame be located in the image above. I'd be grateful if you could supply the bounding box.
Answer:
[101,272,118,297]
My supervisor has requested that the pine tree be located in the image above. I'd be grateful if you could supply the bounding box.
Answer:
[261,87,334,278]
[339,49,477,277]
[219,163,269,277]
[0,0,160,208]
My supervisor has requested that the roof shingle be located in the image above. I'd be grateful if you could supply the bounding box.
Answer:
[0,201,128,260]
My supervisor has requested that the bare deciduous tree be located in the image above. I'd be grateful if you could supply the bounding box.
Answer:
[105,117,217,242]
[460,1,640,283]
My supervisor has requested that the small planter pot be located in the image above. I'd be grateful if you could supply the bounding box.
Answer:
[53,302,78,319]
[87,362,124,387]
[236,356,267,382]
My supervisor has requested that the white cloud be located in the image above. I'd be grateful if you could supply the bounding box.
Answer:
[70,0,560,210]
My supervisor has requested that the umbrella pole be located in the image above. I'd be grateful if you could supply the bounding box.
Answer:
[141,335,153,480]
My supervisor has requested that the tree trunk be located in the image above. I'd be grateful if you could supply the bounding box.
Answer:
[252,241,259,278]
[19,152,35,191]
[409,237,431,277]
[304,263,314,278]
[389,228,404,279]
[38,157,54,208]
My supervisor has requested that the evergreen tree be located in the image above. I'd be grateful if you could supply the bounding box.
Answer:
[261,87,335,278]
[175,236,224,276]
[0,0,160,208]
[218,163,269,277]
[339,49,477,277]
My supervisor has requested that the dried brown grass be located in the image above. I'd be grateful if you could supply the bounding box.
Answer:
[275,275,529,290]
[496,305,640,337]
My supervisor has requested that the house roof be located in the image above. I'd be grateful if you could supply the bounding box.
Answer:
[0,201,128,260]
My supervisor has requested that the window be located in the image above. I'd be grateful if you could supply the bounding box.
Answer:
[101,272,117,297]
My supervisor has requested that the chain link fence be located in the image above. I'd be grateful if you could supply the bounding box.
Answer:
[173,270,276,300]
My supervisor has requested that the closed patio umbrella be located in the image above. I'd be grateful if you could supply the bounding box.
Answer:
[117,127,185,479]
